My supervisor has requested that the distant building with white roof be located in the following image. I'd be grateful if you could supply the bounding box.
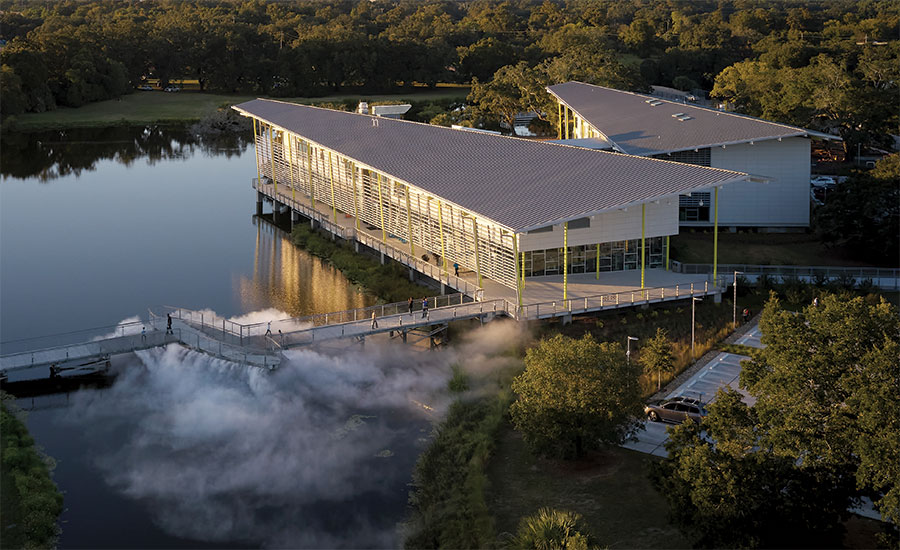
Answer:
[547,81,841,228]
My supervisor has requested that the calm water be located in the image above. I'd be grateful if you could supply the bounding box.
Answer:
[0,127,441,548]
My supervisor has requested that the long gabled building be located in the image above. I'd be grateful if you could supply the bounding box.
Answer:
[547,81,841,229]
[233,99,750,304]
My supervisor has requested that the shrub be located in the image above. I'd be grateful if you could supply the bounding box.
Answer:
[511,508,599,550]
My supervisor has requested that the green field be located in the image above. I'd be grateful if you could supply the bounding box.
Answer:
[670,230,879,267]
[11,86,471,130]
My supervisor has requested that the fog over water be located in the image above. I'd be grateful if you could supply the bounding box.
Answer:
[55,316,523,548]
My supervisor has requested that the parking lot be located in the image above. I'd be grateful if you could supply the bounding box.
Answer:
[622,324,762,457]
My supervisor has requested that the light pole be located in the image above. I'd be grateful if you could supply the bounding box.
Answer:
[692,297,703,359]
[733,270,743,329]
[626,336,639,363]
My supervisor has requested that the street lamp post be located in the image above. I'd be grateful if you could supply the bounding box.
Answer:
[692,297,703,359]
[626,336,639,363]
[733,270,743,329]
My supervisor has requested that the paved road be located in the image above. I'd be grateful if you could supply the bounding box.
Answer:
[622,323,762,457]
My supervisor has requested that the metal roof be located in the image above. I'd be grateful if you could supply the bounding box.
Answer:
[234,99,749,232]
[548,81,840,156]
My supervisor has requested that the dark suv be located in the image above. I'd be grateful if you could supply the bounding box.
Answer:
[644,396,707,424]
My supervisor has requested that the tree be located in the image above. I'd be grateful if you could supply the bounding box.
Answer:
[639,328,675,390]
[653,292,900,547]
[510,334,643,459]
[651,388,853,548]
[512,508,599,550]
[814,154,900,265]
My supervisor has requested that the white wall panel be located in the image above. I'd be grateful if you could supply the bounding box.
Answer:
[707,138,810,227]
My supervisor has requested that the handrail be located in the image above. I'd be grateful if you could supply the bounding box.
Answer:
[676,262,900,277]
[254,178,484,299]
[515,276,727,320]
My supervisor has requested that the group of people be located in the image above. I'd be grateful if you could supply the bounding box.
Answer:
[371,296,431,329]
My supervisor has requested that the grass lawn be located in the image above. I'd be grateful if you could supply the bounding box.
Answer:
[486,422,689,548]
[12,86,471,130]
[670,230,876,267]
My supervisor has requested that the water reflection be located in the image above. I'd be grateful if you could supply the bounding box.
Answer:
[0,125,251,182]
[238,217,373,316]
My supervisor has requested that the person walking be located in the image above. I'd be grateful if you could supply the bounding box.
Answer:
[371,311,378,329]
[141,326,147,342]
[166,313,173,335]
[408,297,414,314]
[265,321,272,336]
[453,262,460,277]
[421,297,428,319]
[279,329,284,346]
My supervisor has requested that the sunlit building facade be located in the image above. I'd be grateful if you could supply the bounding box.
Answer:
[234,99,749,302]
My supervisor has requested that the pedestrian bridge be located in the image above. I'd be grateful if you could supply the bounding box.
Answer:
[1,278,722,377]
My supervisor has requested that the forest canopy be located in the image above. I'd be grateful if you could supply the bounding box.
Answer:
[1,0,897,152]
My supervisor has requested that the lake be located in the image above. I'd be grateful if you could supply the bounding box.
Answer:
[0,126,446,548]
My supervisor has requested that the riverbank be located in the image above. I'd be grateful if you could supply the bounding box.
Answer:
[0,394,64,549]
[8,86,470,131]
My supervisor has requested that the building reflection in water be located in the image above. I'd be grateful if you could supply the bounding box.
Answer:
[238,217,375,316]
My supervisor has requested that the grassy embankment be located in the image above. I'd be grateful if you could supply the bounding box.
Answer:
[670,230,883,267]
[11,86,471,131]
[0,394,64,549]
[289,223,431,304]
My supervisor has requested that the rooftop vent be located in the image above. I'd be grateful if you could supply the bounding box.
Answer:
[672,113,685,118]
[646,99,663,106]
[671,112,692,122]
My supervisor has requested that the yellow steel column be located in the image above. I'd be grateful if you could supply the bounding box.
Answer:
[521,251,525,289]
[328,151,337,222]
[564,107,569,140]
[287,135,295,202]
[306,142,315,209]
[641,203,646,289]
[665,235,670,271]
[596,243,600,280]
[252,118,261,185]
[471,217,482,287]
[405,184,415,255]
[437,200,447,271]
[557,103,562,140]
[351,163,360,230]
[268,124,277,197]
[513,233,522,307]
[377,173,386,242]
[713,186,719,283]
[563,222,568,300]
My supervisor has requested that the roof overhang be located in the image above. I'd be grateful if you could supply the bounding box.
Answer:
[514,173,752,233]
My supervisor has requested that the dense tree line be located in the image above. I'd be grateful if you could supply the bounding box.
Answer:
[652,293,899,547]
[1,0,897,154]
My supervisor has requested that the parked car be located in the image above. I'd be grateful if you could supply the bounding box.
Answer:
[137,85,153,91]
[644,397,708,424]
[164,85,181,92]
[810,176,836,187]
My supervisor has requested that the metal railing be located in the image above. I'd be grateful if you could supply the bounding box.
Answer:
[154,293,473,344]
[254,178,353,240]
[0,329,179,372]
[355,231,483,298]
[673,262,899,289]
[280,297,512,347]
[515,278,726,320]
[1,319,151,356]
[254,177,483,299]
